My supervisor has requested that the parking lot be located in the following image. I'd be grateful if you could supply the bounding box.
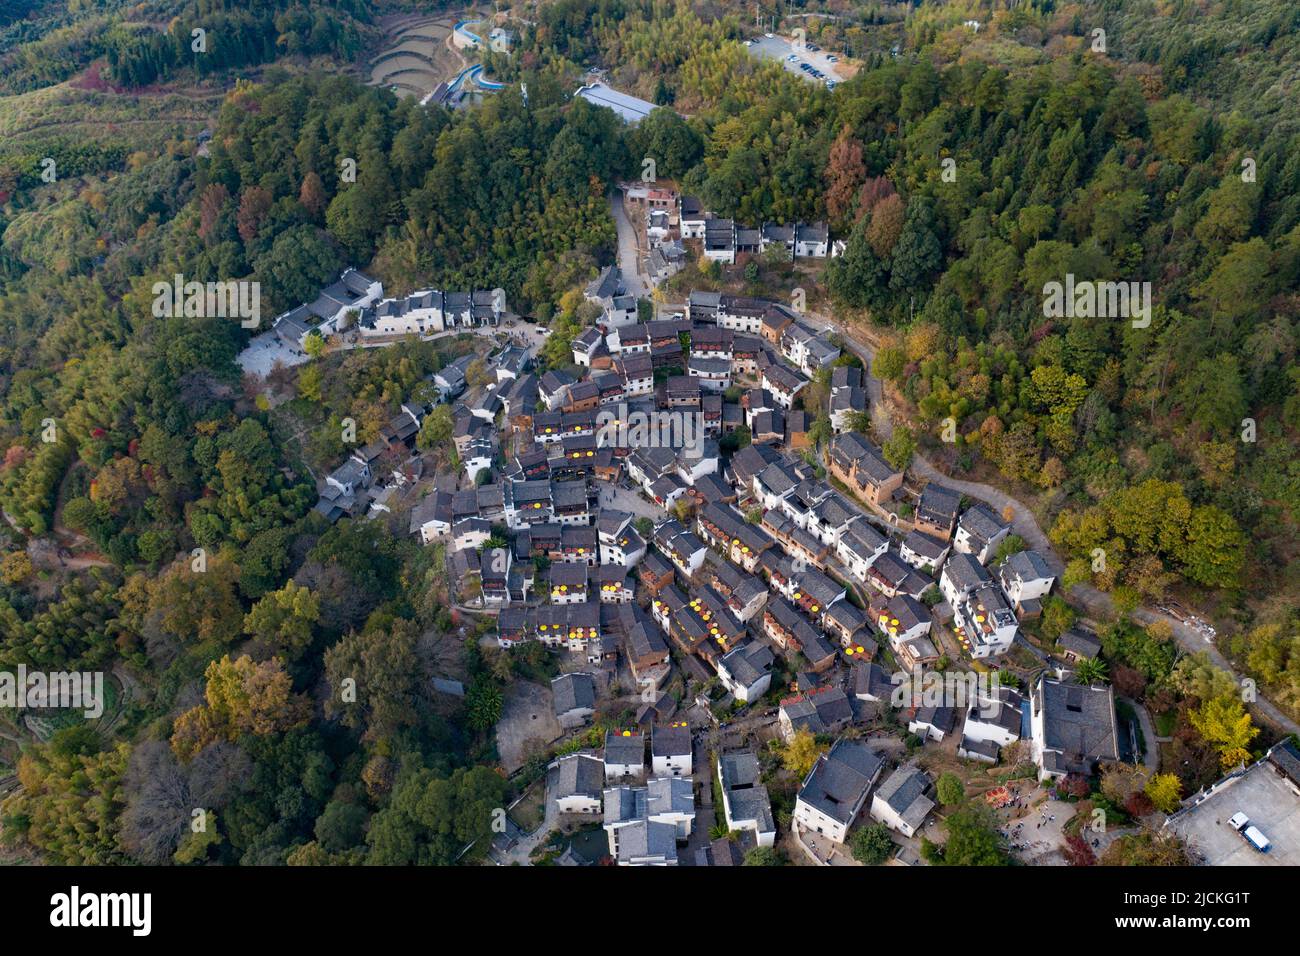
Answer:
[746,34,845,89]
[1168,762,1300,865]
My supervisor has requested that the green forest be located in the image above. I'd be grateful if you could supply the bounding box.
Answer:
[0,0,1298,865]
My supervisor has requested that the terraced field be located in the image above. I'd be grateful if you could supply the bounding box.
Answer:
[369,14,464,100]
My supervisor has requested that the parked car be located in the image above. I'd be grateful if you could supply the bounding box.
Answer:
[1229,813,1272,853]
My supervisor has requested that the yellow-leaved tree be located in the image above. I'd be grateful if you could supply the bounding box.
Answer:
[1189,694,1259,770]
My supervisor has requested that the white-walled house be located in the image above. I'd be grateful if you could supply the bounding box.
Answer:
[870,765,934,838]
[272,268,383,346]
[604,730,647,783]
[953,504,1011,564]
[651,723,693,778]
[998,550,1056,609]
[718,751,777,847]
[793,739,884,845]
[939,552,991,609]
[554,753,605,815]
[1029,676,1119,781]
[953,581,1018,659]
[604,777,694,863]
[958,685,1025,763]
[717,641,776,703]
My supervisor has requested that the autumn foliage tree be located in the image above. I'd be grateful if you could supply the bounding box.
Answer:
[171,655,310,760]
[1189,694,1259,769]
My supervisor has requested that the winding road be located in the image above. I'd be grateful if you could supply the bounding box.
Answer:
[806,310,1300,739]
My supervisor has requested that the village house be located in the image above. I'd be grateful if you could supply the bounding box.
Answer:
[827,433,903,509]
[272,268,383,347]
[679,196,707,239]
[651,723,693,778]
[779,686,854,742]
[549,562,589,605]
[853,661,897,704]
[1057,626,1102,663]
[794,739,885,845]
[899,528,950,573]
[718,751,777,847]
[1029,676,1120,781]
[794,221,830,258]
[939,552,992,608]
[696,502,773,573]
[479,548,515,608]
[998,549,1057,612]
[780,323,840,377]
[835,519,890,583]
[554,753,605,815]
[408,489,452,544]
[829,365,867,433]
[761,362,808,409]
[953,581,1018,659]
[703,218,736,264]
[552,672,597,729]
[597,510,646,567]
[654,519,707,579]
[717,640,776,703]
[954,504,1012,564]
[914,483,962,539]
[825,601,874,655]
[704,553,769,622]
[763,596,825,665]
[870,765,934,838]
[604,730,647,783]
[626,617,672,690]
[958,685,1026,763]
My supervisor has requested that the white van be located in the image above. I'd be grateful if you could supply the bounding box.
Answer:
[1243,825,1272,853]
[1229,812,1272,852]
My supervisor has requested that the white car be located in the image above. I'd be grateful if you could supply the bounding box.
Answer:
[765,32,774,38]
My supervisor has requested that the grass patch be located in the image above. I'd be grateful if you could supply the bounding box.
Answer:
[507,780,547,834]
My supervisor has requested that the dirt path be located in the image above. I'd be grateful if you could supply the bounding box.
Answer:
[610,192,649,298]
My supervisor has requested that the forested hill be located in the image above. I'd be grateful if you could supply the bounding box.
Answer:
[0,0,1297,865]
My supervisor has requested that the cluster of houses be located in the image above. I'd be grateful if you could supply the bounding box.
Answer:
[664,191,841,264]
[581,268,843,386]
[410,275,1079,737]
[552,726,697,865]
[548,656,1120,863]
[316,341,535,521]
[358,255,1129,863]
[269,267,506,350]
[781,664,1119,854]
[622,188,844,287]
